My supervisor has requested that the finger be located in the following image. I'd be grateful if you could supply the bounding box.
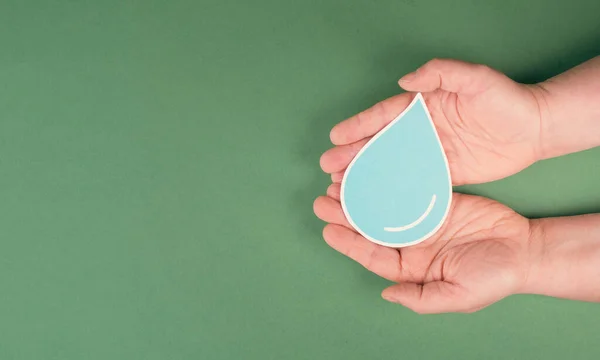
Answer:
[381,281,471,314]
[320,138,370,173]
[326,183,341,201]
[323,224,403,282]
[313,196,353,229]
[398,58,498,95]
[330,93,414,146]
[331,171,344,183]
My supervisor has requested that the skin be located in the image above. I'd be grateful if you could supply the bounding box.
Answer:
[314,57,600,313]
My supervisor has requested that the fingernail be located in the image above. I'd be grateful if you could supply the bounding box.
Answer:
[399,71,417,83]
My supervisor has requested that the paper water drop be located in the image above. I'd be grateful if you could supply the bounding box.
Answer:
[341,93,452,248]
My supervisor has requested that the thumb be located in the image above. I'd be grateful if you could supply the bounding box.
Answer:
[398,58,500,94]
[382,281,474,314]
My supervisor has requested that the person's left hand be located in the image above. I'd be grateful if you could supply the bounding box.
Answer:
[313,186,533,313]
[319,60,546,185]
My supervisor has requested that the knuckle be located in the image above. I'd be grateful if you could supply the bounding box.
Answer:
[473,63,493,75]
[425,57,445,69]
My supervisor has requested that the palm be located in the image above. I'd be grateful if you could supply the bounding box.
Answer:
[314,191,531,313]
[424,85,541,184]
[391,194,530,312]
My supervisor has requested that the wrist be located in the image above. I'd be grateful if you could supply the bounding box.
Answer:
[526,83,554,162]
[519,214,600,301]
[527,56,600,161]
[519,218,548,295]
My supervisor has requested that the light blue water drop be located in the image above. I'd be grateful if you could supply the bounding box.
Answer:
[341,93,452,248]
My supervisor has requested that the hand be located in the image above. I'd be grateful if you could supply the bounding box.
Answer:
[320,58,546,185]
[314,186,532,314]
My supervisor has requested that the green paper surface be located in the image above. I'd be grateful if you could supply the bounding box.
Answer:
[1,1,599,359]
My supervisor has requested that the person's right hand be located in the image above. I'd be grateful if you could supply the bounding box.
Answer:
[314,185,533,314]
[320,59,547,185]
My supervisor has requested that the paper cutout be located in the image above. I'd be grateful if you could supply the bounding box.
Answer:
[341,93,452,248]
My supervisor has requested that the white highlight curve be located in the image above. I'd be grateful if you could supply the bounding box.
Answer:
[383,194,437,232]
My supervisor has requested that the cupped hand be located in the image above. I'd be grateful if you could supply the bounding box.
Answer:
[314,185,533,314]
[321,58,546,185]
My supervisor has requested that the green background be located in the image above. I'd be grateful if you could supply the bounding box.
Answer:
[1,0,599,359]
